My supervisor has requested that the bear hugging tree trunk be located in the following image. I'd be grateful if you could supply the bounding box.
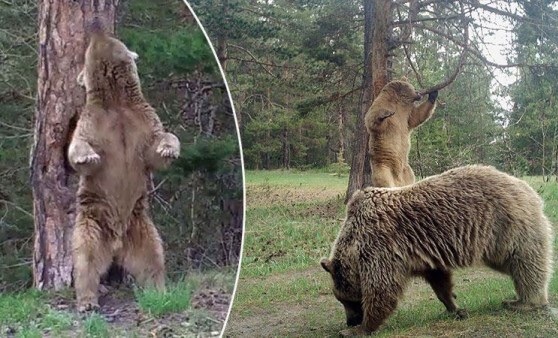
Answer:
[365,79,437,188]
[322,165,554,337]
[68,20,180,312]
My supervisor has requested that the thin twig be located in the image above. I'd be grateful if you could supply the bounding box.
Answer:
[228,44,276,77]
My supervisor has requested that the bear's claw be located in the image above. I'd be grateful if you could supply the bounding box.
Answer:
[78,302,100,313]
[75,152,101,165]
[156,144,179,159]
[339,326,370,337]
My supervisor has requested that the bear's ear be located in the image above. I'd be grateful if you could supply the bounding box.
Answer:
[320,258,332,273]
[376,109,395,123]
[400,75,408,82]
[392,81,403,93]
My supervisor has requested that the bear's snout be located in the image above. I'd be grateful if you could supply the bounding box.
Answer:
[343,301,364,327]
[346,314,363,327]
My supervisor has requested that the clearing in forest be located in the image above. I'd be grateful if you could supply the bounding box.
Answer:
[226,170,558,337]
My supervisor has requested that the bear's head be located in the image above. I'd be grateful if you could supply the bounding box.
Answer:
[381,80,422,106]
[369,80,423,128]
[80,19,142,102]
[321,218,364,327]
[321,256,363,326]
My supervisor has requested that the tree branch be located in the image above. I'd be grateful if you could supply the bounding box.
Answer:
[228,44,276,77]
[414,23,553,69]
[418,21,469,94]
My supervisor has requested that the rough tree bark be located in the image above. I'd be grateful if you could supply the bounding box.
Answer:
[345,0,391,202]
[31,0,117,290]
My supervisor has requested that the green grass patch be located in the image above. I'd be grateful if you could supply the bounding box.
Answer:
[83,313,109,338]
[0,289,77,337]
[15,327,42,338]
[135,281,194,317]
[246,169,348,189]
[39,308,74,333]
[0,289,44,326]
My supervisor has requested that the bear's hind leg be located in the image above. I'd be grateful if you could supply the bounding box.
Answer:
[73,215,113,312]
[505,249,550,311]
[119,212,165,290]
[423,269,468,319]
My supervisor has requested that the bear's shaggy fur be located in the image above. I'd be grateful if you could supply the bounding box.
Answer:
[321,165,553,336]
[364,80,437,187]
[68,23,180,311]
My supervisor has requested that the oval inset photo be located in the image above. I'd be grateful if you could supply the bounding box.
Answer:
[1,1,243,337]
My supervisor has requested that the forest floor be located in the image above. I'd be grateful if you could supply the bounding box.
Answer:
[0,269,235,337]
[225,170,558,337]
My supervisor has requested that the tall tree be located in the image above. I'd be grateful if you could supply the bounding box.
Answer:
[31,1,117,290]
[507,0,558,178]
[346,0,391,200]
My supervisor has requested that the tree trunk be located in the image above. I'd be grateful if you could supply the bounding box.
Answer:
[215,0,228,71]
[31,1,117,290]
[214,0,242,130]
[338,103,345,162]
[345,0,391,202]
[282,127,290,169]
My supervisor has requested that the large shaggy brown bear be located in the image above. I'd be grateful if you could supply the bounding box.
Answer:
[68,22,180,311]
[364,80,437,187]
[321,165,553,336]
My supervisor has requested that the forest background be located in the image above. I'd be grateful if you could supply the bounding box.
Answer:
[191,0,558,181]
[190,0,558,336]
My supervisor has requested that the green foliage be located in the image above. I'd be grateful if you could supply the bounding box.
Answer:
[173,137,239,175]
[0,290,74,337]
[0,290,44,325]
[15,327,42,338]
[135,281,194,317]
[121,29,216,77]
[39,309,74,332]
[506,1,558,176]
[192,0,362,170]
[0,0,36,290]
[83,313,109,338]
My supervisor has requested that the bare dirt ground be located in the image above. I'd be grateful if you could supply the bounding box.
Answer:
[43,286,230,337]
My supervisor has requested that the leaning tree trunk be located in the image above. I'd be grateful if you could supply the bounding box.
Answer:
[345,0,391,202]
[31,1,117,290]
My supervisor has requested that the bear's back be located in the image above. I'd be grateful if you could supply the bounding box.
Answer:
[346,166,546,269]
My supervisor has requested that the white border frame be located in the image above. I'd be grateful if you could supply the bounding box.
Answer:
[180,2,247,337]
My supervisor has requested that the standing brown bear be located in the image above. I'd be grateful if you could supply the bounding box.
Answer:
[68,22,180,312]
[364,80,437,187]
[321,165,553,336]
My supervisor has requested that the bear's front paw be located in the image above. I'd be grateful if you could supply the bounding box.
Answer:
[68,140,101,170]
[339,326,371,337]
[428,90,438,103]
[454,308,468,320]
[156,133,180,159]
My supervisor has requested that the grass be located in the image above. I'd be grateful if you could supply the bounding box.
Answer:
[135,280,194,316]
[83,313,109,338]
[0,269,234,337]
[226,170,558,337]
